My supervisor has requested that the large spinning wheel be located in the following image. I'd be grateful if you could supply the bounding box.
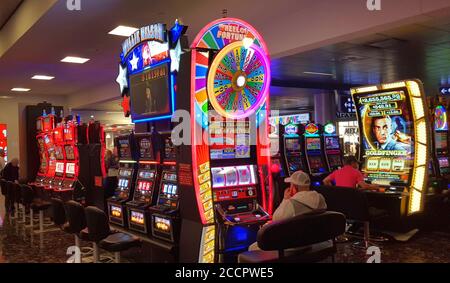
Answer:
[207,41,270,119]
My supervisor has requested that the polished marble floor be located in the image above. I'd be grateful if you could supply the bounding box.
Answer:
[1,194,449,263]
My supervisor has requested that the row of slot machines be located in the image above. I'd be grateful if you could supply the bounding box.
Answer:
[429,97,450,183]
[32,110,106,202]
[32,112,83,199]
[107,132,180,242]
[277,122,343,181]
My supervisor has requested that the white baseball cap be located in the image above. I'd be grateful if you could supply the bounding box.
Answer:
[284,171,311,186]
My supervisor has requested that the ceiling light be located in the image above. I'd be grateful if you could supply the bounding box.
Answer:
[0,96,14,99]
[303,71,334,76]
[61,56,90,64]
[11,88,30,92]
[32,75,55,80]
[109,25,139,37]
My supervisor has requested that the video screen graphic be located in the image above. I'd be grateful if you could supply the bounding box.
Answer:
[325,137,340,150]
[129,64,171,119]
[306,138,321,151]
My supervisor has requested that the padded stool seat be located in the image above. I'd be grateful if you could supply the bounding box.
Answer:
[99,232,141,252]
[31,200,52,211]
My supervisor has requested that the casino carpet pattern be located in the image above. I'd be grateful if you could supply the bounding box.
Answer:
[0,200,449,263]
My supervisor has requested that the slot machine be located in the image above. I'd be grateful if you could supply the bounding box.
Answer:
[60,119,81,191]
[41,115,57,189]
[150,133,179,242]
[126,133,159,234]
[176,18,273,263]
[323,122,343,172]
[303,122,329,182]
[351,80,430,232]
[107,134,139,227]
[431,103,450,179]
[49,125,66,189]
[279,123,308,176]
[34,116,48,185]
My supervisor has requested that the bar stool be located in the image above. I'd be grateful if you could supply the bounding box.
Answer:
[64,200,94,262]
[13,183,26,224]
[85,206,141,263]
[21,185,54,233]
[6,181,16,220]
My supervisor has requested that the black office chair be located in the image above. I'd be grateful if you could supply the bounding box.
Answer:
[85,206,141,263]
[314,186,389,248]
[238,211,346,263]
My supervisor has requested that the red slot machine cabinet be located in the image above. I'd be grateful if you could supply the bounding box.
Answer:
[149,132,179,242]
[322,122,343,172]
[126,133,160,234]
[59,120,78,190]
[303,123,329,185]
[49,125,66,190]
[34,116,48,185]
[41,115,57,189]
[107,134,139,227]
[279,123,308,176]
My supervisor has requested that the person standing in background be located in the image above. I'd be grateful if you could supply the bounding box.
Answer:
[0,149,5,174]
[2,158,19,215]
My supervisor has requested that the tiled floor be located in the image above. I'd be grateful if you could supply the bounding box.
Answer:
[1,196,449,263]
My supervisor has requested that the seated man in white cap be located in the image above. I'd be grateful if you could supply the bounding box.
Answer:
[249,170,327,250]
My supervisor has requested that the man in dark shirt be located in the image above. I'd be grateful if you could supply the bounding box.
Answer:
[3,158,19,214]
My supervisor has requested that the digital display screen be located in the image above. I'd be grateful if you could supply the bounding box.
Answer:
[306,138,321,151]
[138,170,155,179]
[130,211,145,225]
[55,162,65,174]
[64,126,74,141]
[153,216,171,232]
[209,117,251,160]
[137,181,153,192]
[54,129,64,143]
[434,105,448,131]
[164,136,176,161]
[354,89,414,185]
[325,137,340,150]
[119,169,132,177]
[211,165,257,188]
[55,145,64,160]
[438,157,449,168]
[65,163,75,175]
[327,155,342,168]
[64,145,75,160]
[129,64,171,120]
[137,136,153,160]
[434,132,448,151]
[162,171,177,182]
[110,205,122,218]
[118,138,132,159]
[43,117,52,132]
[285,138,300,152]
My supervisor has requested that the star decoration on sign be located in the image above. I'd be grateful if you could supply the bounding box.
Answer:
[170,19,187,46]
[121,95,131,117]
[115,63,128,94]
[129,52,139,71]
[170,40,183,72]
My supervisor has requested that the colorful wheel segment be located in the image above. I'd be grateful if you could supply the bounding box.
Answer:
[207,41,270,119]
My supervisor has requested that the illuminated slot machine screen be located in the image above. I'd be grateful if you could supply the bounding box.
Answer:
[136,180,154,202]
[65,163,76,178]
[209,117,252,160]
[285,138,301,154]
[130,211,145,225]
[325,136,340,151]
[163,136,176,161]
[308,156,326,173]
[110,205,122,218]
[118,138,132,159]
[55,145,64,160]
[434,132,448,153]
[354,89,415,186]
[152,215,172,235]
[306,137,321,151]
[64,145,75,160]
[211,166,257,188]
[137,136,153,160]
[327,155,342,168]
[158,171,178,209]
[438,157,450,174]
[64,125,74,142]
[55,162,65,177]
[42,117,53,132]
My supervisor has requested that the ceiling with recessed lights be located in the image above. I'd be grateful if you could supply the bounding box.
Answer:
[1,0,450,113]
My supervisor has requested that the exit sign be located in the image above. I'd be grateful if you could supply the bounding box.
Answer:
[439,86,450,95]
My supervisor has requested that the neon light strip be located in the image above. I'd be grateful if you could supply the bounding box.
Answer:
[191,50,208,225]
[140,161,158,164]
[119,160,137,164]
[190,17,269,55]
[163,161,176,166]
